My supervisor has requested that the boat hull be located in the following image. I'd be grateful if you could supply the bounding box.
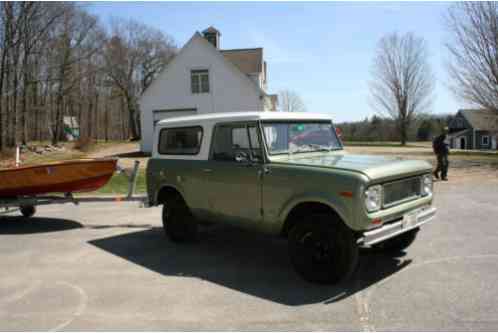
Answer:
[0,159,117,197]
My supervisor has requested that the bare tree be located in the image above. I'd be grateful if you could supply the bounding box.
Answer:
[0,5,176,152]
[446,3,498,112]
[279,89,306,112]
[369,32,434,145]
[102,18,176,140]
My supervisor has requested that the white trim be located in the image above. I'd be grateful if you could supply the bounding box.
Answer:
[156,111,333,127]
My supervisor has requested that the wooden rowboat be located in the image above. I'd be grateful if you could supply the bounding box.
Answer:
[0,159,117,198]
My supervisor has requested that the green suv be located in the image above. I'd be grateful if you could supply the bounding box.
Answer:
[146,112,436,284]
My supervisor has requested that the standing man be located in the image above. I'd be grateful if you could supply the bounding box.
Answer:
[432,127,449,181]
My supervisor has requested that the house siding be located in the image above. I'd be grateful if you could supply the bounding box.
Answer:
[475,130,493,150]
[139,35,264,153]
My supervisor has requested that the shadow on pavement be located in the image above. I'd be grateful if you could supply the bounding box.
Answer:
[0,216,83,234]
[89,225,411,306]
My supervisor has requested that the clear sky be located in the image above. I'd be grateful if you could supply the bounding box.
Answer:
[87,1,464,123]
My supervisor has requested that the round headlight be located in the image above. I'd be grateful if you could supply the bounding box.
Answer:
[422,174,433,196]
[364,185,382,212]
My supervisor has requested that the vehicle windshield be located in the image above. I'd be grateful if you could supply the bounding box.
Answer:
[262,121,343,155]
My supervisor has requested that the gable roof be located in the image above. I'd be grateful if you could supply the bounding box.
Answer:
[139,32,269,104]
[220,48,263,75]
[459,109,498,131]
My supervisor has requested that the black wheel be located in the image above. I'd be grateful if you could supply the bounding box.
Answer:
[288,214,359,284]
[20,205,36,218]
[374,227,419,252]
[162,194,198,242]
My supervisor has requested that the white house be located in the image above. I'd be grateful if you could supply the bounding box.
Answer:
[138,26,278,153]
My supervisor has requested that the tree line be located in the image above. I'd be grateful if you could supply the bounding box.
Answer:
[337,113,454,143]
[1,2,497,150]
[367,2,498,145]
[0,2,176,151]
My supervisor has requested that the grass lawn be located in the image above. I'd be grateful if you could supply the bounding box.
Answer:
[92,168,147,195]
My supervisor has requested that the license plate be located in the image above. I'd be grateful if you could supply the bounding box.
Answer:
[402,210,418,228]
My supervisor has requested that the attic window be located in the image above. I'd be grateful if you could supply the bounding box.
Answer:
[191,69,209,94]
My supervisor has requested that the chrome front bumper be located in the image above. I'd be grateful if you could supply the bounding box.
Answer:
[360,206,436,246]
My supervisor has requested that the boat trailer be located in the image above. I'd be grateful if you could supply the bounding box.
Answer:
[0,160,147,218]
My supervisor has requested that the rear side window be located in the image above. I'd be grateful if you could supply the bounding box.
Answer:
[158,126,203,155]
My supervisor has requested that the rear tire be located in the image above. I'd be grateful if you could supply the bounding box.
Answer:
[374,227,419,252]
[20,205,36,218]
[288,214,358,284]
[162,194,198,242]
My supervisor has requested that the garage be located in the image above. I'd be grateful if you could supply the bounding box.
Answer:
[153,108,197,126]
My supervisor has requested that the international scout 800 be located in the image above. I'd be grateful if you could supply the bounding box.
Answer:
[146,112,436,284]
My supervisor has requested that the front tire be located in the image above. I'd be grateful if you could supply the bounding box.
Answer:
[20,205,36,218]
[162,194,198,242]
[374,227,419,252]
[288,214,358,284]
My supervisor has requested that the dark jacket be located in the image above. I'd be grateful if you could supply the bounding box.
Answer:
[433,134,449,155]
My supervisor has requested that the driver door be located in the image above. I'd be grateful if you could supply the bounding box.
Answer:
[204,122,263,227]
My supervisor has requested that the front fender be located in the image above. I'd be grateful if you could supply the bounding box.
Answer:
[277,191,352,231]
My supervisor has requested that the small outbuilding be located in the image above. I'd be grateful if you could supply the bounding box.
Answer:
[448,109,498,150]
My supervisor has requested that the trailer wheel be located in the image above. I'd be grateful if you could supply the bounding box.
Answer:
[20,205,36,218]
[162,194,198,242]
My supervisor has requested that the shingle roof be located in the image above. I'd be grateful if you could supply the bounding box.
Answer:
[459,109,498,131]
[221,48,263,75]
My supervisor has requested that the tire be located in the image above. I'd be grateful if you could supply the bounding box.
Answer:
[374,227,419,252]
[20,205,36,218]
[288,214,359,284]
[162,194,198,242]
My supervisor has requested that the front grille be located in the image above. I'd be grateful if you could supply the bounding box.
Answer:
[383,177,421,207]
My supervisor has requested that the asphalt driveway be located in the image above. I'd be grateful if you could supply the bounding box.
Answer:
[1,176,497,330]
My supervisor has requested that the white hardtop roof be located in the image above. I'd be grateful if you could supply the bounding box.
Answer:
[156,111,333,126]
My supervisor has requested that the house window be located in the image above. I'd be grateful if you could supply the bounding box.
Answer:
[191,69,209,94]
[482,135,490,146]
[158,126,203,155]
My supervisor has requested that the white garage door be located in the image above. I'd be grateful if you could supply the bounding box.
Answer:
[153,108,197,125]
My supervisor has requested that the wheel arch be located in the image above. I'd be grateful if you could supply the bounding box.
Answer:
[280,198,350,237]
[155,184,185,205]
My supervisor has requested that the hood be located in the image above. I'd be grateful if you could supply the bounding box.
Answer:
[272,152,432,182]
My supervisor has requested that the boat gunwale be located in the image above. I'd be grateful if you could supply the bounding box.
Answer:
[0,158,117,173]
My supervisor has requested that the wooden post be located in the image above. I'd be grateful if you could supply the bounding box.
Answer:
[15,146,20,167]
[127,160,140,199]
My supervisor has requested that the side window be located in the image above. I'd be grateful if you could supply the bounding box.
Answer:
[158,127,203,155]
[212,124,262,162]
